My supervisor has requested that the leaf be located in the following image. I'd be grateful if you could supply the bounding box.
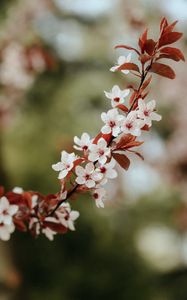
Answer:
[160,47,185,61]
[139,54,151,64]
[128,149,144,160]
[93,132,112,144]
[112,152,130,170]
[0,186,4,197]
[118,63,140,73]
[164,20,178,35]
[159,32,183,47]
[115,134,144,151]
[139,29,148,52]
[160,17,168,32]
[156,53,181,62]
[115,44,140,55]
[150,62,176,79]
[144,39,156,55]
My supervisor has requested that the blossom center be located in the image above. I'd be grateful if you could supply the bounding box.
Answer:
[126,122,133,129]
[100,166,106,173]
[99,149,104,156]
[144,110,150,116]
[109,121,116,128]
[114,97,120,103]
[83,145,88,151]
[93,193,99,199]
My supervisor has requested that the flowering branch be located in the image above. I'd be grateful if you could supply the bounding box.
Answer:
[0,18,185,241]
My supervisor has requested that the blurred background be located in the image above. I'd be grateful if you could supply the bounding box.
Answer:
[0,0,187,299]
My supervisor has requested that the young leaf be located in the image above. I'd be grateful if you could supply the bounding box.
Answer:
[150,62,176,79]
[112,152,130,170]
[144,39,156,55]
[140,75,152,92]
[164,20,178,35]
[159,32,183,47]
[156,53,181,62]
[160,17,168,32]
[117,63,140,73]
[160,47,185,61]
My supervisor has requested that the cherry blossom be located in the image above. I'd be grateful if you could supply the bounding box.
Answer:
[121,111,144,136]
[75,162,103,188]
[104,85,130,108]
[88,138,111,164]
[101,108,123,137]
[97,158,118,185]
[92,187,106,208]
[56,203,80,231]
[137,99,162,127]
[74,132,92,151]
[110,53,132,74]
[0,223,15,241]
[42,227,57,241]
[0,196,18,225]
[52,151,77,179]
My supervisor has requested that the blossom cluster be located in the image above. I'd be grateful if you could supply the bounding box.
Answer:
[0,18,184,241]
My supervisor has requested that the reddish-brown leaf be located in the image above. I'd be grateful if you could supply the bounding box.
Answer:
[128,149,144,160]
[129,91,137,105]
[159,32,183,47]
[115,134,144,151]
[93,132,112,144]
[112,152,130,170]
[139,54,151,64]
[164,20,178,35]
[156,53,180,62]
[117,63,140,73]
[144,39,156,55]
[150,62,176,79]
[160,47,185,61]
[0,186,4,197]
[139,28,148,52]
[141,124,150,131]
[160,17,168,32]
[115,44,140,55]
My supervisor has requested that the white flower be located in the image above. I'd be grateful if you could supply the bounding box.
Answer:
[74,132,92,151]
[104,85,130,108]
[75,163,103,188]
[101,109,123,137]
[88,138,111,164]
[121,111,144,136]
[97,158,118,185]
[29,217,40,235]
[12,187,23,194]
[137,99,162,127]
[0,223,15,241]
[42,227,57,241]
[0,196,18,225]
[92,188,106,208]
[110,53,132,74]
[52,151,77,179]
[56,202,80,231]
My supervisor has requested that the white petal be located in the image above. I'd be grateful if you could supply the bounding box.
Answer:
[70,211,80,221]
[112,126,121,137]
[101,125,111,134]
[147,100,156,111]
[75,176,85,185]
[104,90,112,99]
[126,53,132,62]
[122,89,130,98]
[151,112,162,121]
[52,162,63,172]
[101,112,107,122]
[75,165,85,176]
[58,169,68,179]
[86,180,96,188]
[110,66,117,72]
[118,56,126,65]
[8,205,18,216]
[88,152,99,162]
[85,163,94,174]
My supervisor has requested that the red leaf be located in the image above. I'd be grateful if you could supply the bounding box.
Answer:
[112,152,130,170]
[139,54,151,64]
[93,132,112,144]
[144,39,156,55]
[115,44,140,55]
[160,47,185,61]
[128,149,144,160]
[117,63,140,73]
[164,20,178,35]
[14,218,27,232]
[160,17,168,32]
[141,124,150,131]
[150,62,176,79]
[139,29,148,52]
[159,32,183,47]
[156,53,181,62]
